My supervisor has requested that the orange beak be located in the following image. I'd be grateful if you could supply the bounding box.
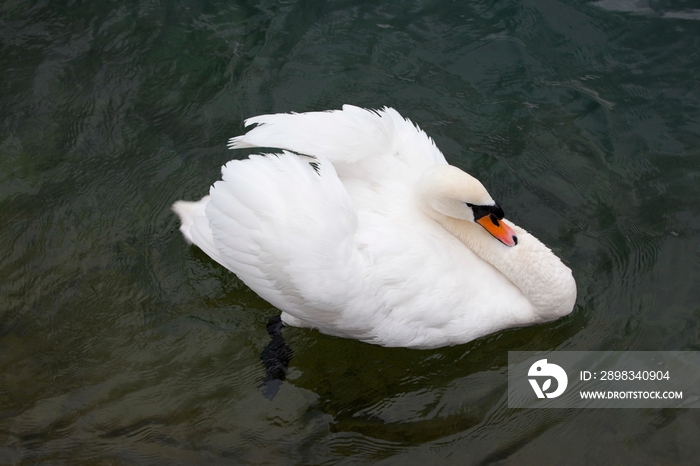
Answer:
[476,214,518,247]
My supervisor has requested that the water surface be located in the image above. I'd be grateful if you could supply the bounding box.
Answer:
[1,0,700,464]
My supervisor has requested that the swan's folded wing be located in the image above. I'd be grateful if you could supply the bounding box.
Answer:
[204,152,369,326]
[227,105,447,170]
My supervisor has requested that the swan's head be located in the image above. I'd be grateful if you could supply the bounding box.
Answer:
[416,165,518,247]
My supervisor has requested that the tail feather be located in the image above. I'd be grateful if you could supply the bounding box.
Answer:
[172,197,228,268]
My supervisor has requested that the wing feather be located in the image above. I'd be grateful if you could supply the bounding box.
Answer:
[201,152,368,325]
[227,105,447,171]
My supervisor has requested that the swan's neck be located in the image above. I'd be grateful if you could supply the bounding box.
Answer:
[432,213,576,320]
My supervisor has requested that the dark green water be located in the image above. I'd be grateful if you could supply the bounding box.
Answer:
[1,0,700,463]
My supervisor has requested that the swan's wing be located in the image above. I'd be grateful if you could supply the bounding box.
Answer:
[227,105,447,170]
[198,152,369,326]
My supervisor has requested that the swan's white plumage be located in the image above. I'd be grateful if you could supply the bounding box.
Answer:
[174,105,576,348]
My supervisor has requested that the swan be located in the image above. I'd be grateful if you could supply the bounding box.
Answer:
[173,105,576,349]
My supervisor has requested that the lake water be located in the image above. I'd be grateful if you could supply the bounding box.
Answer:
[1,0,699,464]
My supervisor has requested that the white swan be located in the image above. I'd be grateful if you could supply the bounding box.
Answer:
[173,105,576,349]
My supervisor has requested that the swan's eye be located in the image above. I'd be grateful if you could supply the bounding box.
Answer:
[466,203,506,221]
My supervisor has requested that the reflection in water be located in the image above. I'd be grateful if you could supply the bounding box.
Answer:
[1,0,699,463]
[260,315,292,400]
